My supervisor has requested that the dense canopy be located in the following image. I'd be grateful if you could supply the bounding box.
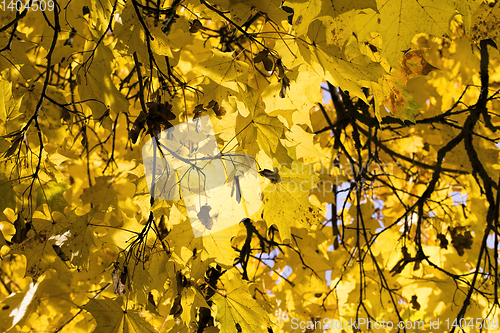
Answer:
[1,0,500,332]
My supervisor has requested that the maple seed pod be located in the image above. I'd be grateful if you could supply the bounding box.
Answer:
[231,175,242,203]
[437,233,448,249]
[410,295,421,310]
[52,245,70,261]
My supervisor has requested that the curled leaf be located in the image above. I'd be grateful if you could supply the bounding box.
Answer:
[190,19,203,33]
[112,264,127,296]
[279,75,290,98]
[193,104,206,119]
[198,205,213,230]
[253,50,268,63]
[12,213,30,244]
[437,233,448,249]
[129,111,147,143]
[400,50,439,80]
[52,245,70,261]
[3,135,22,158]
[410,295,421,310]
[262,56,274,72]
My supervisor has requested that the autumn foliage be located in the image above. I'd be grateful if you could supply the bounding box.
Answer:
[1,0,500,332]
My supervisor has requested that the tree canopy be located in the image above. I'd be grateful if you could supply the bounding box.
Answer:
[1,0,500,332]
